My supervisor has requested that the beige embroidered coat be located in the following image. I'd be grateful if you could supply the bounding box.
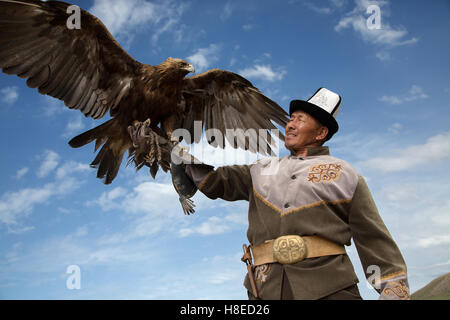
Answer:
[188,146,409,299]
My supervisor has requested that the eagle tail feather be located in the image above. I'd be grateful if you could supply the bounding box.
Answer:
[90,142,124,185]
[68,119,114,149]
[68,118,126,184]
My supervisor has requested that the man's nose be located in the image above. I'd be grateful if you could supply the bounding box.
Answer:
[286,121,295,131]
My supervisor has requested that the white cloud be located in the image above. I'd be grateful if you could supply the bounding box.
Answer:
[122,182,178,214]
[90,174,248,244]
[379,85,428,105]
[409,84,429,99]
[292,0,346,12]
[330,0,347,7]
[379,95,402,105]
[253,52,272,64]
[7,226,35,235]
[432,213,450,227]
[375,51,391,61]
[0,184,54,226]
[335,0,418,47]
[179,212,247,237]
[74,226,89,237]
[388,122,402,134]
[179,216,229,237]
[417,235,450,248]
[1,227,161,284]
[15,167,29,180]
[361,132,450,172]
[303,2,332,15]
[63,114,86,138]
[242,24,254,31]
[186,44,221,73]
[0,154,89,230]
[380,184,420,204]
[203,253,244,285]
[90,186,128,212]
[0,174,87,231]
[41,96,67,117]
[238,64,287,82]
[220,2,233,21]
[55,161,91,180]
[139,252,247,299]
[37,150,60,178]
[88,181,184,243]
[0,86,19,105]
[89,0,187,46]
[372,173,450,246]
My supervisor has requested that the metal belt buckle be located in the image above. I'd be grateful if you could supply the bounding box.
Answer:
[272,235,307,264]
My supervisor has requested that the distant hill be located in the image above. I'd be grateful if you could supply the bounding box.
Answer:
[411,272,450,300]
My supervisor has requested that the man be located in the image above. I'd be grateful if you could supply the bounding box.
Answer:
[130,88,410,300]
[183,88,410,300]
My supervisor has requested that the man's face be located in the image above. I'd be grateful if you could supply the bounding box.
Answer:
[284,111,327,153]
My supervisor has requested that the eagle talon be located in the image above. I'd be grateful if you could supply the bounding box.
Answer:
[179,195,195,215]
[128,120,171,174]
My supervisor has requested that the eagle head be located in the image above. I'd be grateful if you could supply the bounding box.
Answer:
[162,57,195,76]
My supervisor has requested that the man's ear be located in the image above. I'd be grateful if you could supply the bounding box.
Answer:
[316,126,328,141]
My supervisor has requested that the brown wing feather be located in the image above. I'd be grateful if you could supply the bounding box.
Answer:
[181,69,289,155]
[0,0,141,119]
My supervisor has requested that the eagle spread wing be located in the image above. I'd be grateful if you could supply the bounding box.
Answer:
[0,0,289,186]
[0,0,139,120]
[181,70,287,155]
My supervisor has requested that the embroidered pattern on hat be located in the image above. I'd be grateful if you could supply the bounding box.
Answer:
[307,163,343,183]
[310,91,329,109]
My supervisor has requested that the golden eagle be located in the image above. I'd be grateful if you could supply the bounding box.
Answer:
[0,0,288,184]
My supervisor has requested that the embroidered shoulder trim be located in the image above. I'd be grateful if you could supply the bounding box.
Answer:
[281,198,352,217]
[253,187,352,217]
[253,187,281,213]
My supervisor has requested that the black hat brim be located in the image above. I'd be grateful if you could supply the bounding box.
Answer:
[289,100,339,141]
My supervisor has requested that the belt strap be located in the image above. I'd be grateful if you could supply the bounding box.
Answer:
[251,235,345,266]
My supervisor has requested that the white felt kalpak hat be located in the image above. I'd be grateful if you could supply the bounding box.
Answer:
[289,87,342,141]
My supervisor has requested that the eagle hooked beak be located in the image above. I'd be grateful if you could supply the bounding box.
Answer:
[184,64,195,74]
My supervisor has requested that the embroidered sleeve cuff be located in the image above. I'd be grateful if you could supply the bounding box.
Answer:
[378,271,410,300]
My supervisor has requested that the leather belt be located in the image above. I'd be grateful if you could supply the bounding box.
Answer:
[250,235,346,266]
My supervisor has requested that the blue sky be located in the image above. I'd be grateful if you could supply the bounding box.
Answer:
[1,0,449,300]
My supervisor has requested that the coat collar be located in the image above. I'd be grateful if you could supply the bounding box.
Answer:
[288,146,330,159]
